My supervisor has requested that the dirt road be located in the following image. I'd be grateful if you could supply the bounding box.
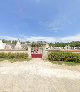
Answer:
[0,59,80,92]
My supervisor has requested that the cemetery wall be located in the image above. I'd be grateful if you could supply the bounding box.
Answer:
[0,50,28,53]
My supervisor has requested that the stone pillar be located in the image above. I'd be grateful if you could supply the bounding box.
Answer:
[42,46,48,59]
[28,46,31,58]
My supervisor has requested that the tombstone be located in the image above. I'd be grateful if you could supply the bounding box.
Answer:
[64,45,71,50]
[21,43,28,50]
[33,44,40,54]
[45,43,50,50]
[15,40,22,50]
[5,44,12,50]
[0,40,5,50]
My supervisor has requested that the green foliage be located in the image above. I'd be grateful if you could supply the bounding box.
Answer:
[49,41,80,48]
[0,53,28,60]
[48,52,80,63]
[69,41,80,47]
[12,40,17,45]
[49,42,68,47]
[31,41,46,47]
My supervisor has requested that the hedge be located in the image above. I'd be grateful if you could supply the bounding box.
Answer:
[0,52,28,59]
[48,52,80,63]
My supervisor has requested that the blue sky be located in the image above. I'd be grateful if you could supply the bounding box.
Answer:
[0,0,80,42]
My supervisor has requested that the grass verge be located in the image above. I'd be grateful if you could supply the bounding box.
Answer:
[51,61,80,66]
[0,58,32,63]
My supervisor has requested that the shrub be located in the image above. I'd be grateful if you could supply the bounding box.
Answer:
[48,52,80,63]
[0,52,28,60]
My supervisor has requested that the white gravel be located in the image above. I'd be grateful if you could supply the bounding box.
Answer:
[0,59,80,92]
[0,62,80,79]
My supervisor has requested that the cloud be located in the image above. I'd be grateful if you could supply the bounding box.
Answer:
[40,15,73,32]
[26,34,80,42]
[26,36,56,42]
[0,34,80,42]
[60,34,80,42]
[0,36,18,40]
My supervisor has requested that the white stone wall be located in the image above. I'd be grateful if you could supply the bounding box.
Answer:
[0,40,5,49]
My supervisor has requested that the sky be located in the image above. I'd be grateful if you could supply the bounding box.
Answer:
[0,0,80,42]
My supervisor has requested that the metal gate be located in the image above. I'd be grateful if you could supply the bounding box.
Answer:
[31,47,43,58]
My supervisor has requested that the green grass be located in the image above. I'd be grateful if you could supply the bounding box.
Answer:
[51,61,80,66]
[63,62,80,66]
[0,58,6,62]
[0,58,31,63]
[51,61,63,65]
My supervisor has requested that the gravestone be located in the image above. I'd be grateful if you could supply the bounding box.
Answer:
[5,44,12,50]
[45,43,50,50]
[15,40,22,50]
[64,45,71,50]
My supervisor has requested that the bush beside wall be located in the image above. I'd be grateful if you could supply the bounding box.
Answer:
[48,52,80,63]
[0,52,28,60]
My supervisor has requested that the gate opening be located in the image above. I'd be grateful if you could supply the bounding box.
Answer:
[31,45,43,58]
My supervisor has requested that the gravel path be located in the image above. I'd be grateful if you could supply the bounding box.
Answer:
[0,59,80,92]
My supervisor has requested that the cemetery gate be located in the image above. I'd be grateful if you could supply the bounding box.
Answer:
[31,46,43,58]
